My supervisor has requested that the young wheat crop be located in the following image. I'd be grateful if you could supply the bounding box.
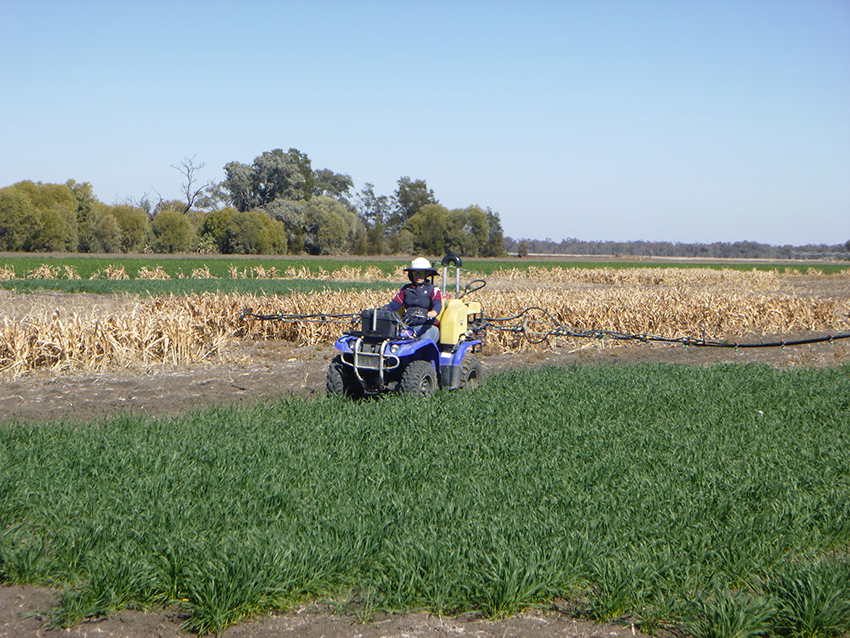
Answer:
[2,364,848,633]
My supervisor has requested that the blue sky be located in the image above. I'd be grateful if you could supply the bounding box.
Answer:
[1,0,848,246]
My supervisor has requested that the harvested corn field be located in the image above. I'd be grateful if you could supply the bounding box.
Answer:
[0,264,846,439]
[0,269,850,374]
[1,266,848,377]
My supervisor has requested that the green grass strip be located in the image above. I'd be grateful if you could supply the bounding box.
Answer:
[1,255,846,286]
[0,278,396,296]
[461,258,850,275]
[0,256,405,280]
[1,363,848,634]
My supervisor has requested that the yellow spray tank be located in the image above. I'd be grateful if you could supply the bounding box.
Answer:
[437,254,484,346]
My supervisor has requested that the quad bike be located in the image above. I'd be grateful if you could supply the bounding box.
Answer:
[326,254,485,398]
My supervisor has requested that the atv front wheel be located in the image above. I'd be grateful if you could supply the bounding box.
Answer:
[399,360,437,397]
[326,355,362,398]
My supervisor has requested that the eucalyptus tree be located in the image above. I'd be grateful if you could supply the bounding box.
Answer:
[222,148,309,211]
[302,195,360,255]
[390,176,437,229]
[405,203,449,256]
[355,182,392,254]
[312,168,353,202]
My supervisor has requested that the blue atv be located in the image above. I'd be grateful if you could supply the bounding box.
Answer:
[326,256,485,398]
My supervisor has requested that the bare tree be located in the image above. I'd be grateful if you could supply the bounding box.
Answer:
[172,156,216,214]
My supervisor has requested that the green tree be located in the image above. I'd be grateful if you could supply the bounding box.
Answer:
[0,181,81,252]
[265,196,357,255]
[91,212,123,253]
[351,226,370,255]
[264,198,306,249]
[391,176,437,228]
[287,148,314,200]
[227,211,287,254]
[0,188,39,250]
[150,210,195,253]
[10,180,76,211]
[313,168,353,203]
[28,204,78,252]
[200,207,235,253]
[302,196,359,255]
[68,180,101,252]
[405,203,448,256]
[444,205,489,257]
[355,183,391,255]
[108,205,149,252]
[387,228,415,254]
[485,209,507,257]
[222,148,309,211]
[257,216,287,254]
[227,211,265,254]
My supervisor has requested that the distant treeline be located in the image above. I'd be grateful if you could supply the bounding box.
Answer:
[504,237,850,261]
[0,148,506,258]
[3,146,845,261]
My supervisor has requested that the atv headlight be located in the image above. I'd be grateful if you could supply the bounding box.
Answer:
[390,344,400,354]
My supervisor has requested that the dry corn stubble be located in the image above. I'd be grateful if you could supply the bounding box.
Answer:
[0,267,848,375]
[137,265,172,280]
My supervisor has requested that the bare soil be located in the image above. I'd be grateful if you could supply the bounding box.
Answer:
[0,585,652,638]
[1,287,848,637]
[1,330,846,425]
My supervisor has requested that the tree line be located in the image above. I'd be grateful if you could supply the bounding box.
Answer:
[3,148,845,260]
[506,237,850,261]
[0,148,507,257]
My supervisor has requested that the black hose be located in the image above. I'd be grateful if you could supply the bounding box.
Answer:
[482,307,850,349]
[239,298,850,351]
[239,310,358,324]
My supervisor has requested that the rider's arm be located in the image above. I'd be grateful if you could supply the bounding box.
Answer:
[428,287,443,318]
[384,288,405,313]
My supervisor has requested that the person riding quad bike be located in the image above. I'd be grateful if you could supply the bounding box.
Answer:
[327,254,485,398]
[383,257,443,343]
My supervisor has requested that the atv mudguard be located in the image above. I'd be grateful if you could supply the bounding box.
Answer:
[436,339,480,390]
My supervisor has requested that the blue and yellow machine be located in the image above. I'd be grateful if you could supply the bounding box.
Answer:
[327,254,485,397]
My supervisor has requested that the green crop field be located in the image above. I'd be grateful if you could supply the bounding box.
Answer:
[0,255,403,281]
[1,254,847,294]
[2,363,848,636]
[461,257,850,276]
[0,277,396,296]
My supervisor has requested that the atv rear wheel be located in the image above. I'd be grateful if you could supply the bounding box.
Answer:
[399,360,437,397]
[460,355,483,389]
[326,355,362,398]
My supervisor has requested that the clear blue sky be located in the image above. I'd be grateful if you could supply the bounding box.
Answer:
[2,0,848,246]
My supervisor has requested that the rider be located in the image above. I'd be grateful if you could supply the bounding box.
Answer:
[384,257,443,343]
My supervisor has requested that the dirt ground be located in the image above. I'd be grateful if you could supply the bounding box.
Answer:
[0,585,655,638]
[1,285,849,637]
[0,328,847,425]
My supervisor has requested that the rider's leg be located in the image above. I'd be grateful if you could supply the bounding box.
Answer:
[414,324,440,343]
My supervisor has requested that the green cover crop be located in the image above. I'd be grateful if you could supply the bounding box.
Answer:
[1,363,848,635]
